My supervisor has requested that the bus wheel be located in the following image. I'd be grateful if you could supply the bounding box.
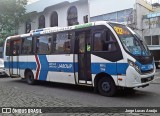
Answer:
[98,77,116,97]
[26,71,35,85]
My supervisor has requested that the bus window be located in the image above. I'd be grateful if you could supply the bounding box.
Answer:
[12,40,21,56]
[54,32,71,54]
[36,35,52,54]
[21,37,33,55]
[104,31,117,52]
[93,32,103,51]
[93,30,117,52]
[6,40,11,56]
[78,32,85,53]
[86,32,91,52]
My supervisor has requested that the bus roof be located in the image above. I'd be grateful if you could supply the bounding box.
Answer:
[6,21,125,40]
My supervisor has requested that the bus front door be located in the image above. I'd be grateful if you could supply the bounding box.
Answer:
[76,31,92,85]
[9,40,20,77]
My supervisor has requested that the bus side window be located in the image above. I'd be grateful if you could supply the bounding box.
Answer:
[6,40,11,56]
[54,32,71,54]
[93,32,103,51]
[52,34,56,53]
[12,40,21,56]
[104,30,117,52]
[36,35,52,54]
[21,37,33,55]
[93,31,117,52]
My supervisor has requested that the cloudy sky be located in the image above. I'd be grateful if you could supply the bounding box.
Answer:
[28,0,160,4]
[28,0,39,4]
[146,0,160,3]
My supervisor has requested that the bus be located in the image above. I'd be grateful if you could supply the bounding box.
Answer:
[3,21,155,96]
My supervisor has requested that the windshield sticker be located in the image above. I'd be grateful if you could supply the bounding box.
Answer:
[114,26,129,35]
[114,26,123,35]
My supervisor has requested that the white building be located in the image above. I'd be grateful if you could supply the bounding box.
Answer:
[19,0,153,35]
[18,0,160,67]
[18,0,89,34]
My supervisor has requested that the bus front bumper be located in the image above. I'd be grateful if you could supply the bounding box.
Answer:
[118,66,155,88]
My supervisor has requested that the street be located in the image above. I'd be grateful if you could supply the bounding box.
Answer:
[0,72,160,116]
[0,76,160,108]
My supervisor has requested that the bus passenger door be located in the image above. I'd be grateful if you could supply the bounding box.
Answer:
[9,40,20,76]
[75,31,92,85]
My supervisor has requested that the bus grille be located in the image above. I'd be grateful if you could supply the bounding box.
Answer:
[141,76,154,83]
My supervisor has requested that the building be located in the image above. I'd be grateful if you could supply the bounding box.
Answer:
[18,0,89,34]
[90,0,153,36]
[143,4,160,68]
[18,0,160,68]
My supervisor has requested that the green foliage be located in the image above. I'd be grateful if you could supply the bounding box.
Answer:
[0,0,28,45]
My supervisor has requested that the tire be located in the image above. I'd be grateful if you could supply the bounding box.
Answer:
[26,71,35,85]
[98,77,116,97]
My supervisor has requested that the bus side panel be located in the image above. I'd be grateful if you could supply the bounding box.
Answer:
[116,59,129,87]
[4,57,10,76]
[18,55,37,79]
[19,55,28,78]
[91,54,118,85]
[47,54,76,84]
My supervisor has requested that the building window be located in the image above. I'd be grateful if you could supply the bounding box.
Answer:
[38,15,45,29]
[25,21,31,33]
[50,11,58,27]
[67,6,78,26]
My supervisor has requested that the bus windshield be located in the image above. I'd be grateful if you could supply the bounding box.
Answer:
[110,23,151,56]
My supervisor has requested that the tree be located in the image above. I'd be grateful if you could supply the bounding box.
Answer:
[0,0,28,43]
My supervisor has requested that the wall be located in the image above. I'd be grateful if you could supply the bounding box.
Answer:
[134,0,153,37]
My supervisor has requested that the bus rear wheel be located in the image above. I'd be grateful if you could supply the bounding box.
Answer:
[26,71,35,85]
[98,77,116,97]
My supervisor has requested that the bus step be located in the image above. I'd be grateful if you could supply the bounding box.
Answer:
[10,75,20,78]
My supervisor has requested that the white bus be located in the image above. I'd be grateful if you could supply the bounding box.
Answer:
[3,21,155,96]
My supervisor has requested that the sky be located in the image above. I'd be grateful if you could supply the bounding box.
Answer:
[146,0,160,3]
[28,0,160,4]
[27,0,39,4]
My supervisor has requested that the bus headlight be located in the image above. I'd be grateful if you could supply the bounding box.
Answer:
[128,59,141,73]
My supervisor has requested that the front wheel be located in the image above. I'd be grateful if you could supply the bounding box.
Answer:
[26,71,35,85]
[98,77,116,97]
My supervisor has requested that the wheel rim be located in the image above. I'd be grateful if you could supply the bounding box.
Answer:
[28,74,33,83]
[102,81,110,92]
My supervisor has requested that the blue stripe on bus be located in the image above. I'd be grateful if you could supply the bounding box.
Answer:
[91,63,128,75]
[38,55,48,81]
[4,62,78,73]
[5,61,128,75]
[117,63,129,75]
